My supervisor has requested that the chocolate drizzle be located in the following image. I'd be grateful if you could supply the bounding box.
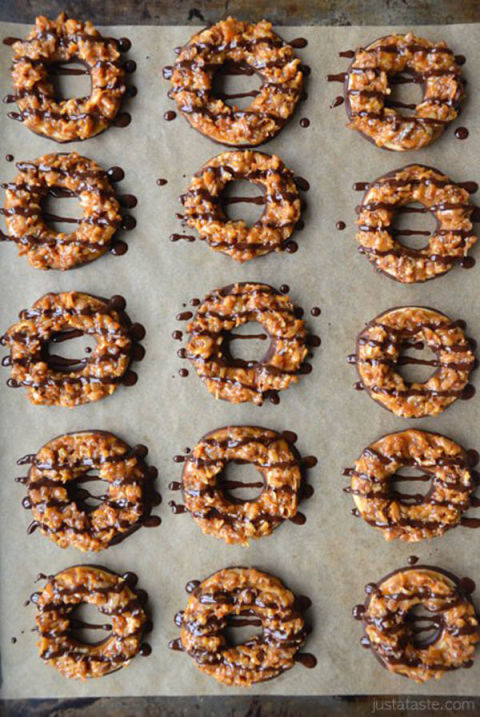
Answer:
[355,566,479,675]
[177,159,307,256]
[352,310,477,410]
[20,435,161,548]
[170,568,314,679]
[2,294,146,398]
[177,284,319,405]
[0,159,135,263]
[34,566,151,672]
[354,167,479,275]
[330,96,344,108]
[290,38,308,49]
[169,428,315,539]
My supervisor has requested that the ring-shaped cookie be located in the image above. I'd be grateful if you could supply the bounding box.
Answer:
[345,33,464,151]
[356,165,478,283]
[348,429,475,541]
[26,431,156,552]
[169,18,303,146]
[9,13,127,142]
[34,565,149,679]
[186,282,308,405]
[4,152,122,270]
[182,426,301,544]
[175,567,307,686]
[357,566,479,682]
[181,151,302,262]
[354,306,476,418]
[2,291,139,407]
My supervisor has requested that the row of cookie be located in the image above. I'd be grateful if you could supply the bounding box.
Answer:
[0,284,318,407]
[29,564,313,684]
[28,560,480,685]
[18,425,480,549]
[0,150,304,269]
[2,287,476,417]
[2,152,477,284]
[6,16,467,155]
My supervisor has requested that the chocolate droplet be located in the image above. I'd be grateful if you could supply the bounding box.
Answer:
[455,127,469,140]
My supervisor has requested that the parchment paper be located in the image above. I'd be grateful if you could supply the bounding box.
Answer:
[1,22,480,699]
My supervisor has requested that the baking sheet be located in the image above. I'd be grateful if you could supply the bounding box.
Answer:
[1,22,480,698]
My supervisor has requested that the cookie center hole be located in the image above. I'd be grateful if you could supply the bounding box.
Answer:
[398,338,437,384]
[407,603,443,648]
[392,202,435,250]
[47,331,96,372]
[221,179,265,226]
[69,602,112,646]
[212,60,261,110]
[391,465,431,503]
[224,610,263,646]
[387,72,422,115]
[43,190,83,234]
[49,60,92,102]
[221,461,264,503]
[69,469,105,513]
[226,321,269,364]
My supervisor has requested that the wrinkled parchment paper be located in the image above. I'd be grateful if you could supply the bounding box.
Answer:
[2,22,480,698]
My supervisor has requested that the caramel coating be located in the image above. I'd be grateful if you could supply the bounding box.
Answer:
[27,432,152,552]
[346,33,464,151]
[350,429,474,542]
[186,283,308,405]
[182,426,301,544]
[181,151,301,261]
[356,165,477,283]
[10,13,127,142]
[4,152,122,270]
[2,292,134,407]
[355,306,476,418]
[169,18,303,146]
[177,567,307,686]
[35,566,148,680]
[360,567,479,682]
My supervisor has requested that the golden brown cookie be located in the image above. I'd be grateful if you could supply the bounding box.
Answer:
[353,306,476,418]
[346,429,475,541]
[179,426,302,544]
[23,431,160,552]
[34,566,150,679]
[345,33,464,150]
[356,165,477,283]
[170,567,312,686]
[3,153,123,270]
[8,13,128,141]
[1,292,145,407]
[185,283,308,405]
[167,18,303,146]
[180,151,302,261]
[354,566,479,682]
